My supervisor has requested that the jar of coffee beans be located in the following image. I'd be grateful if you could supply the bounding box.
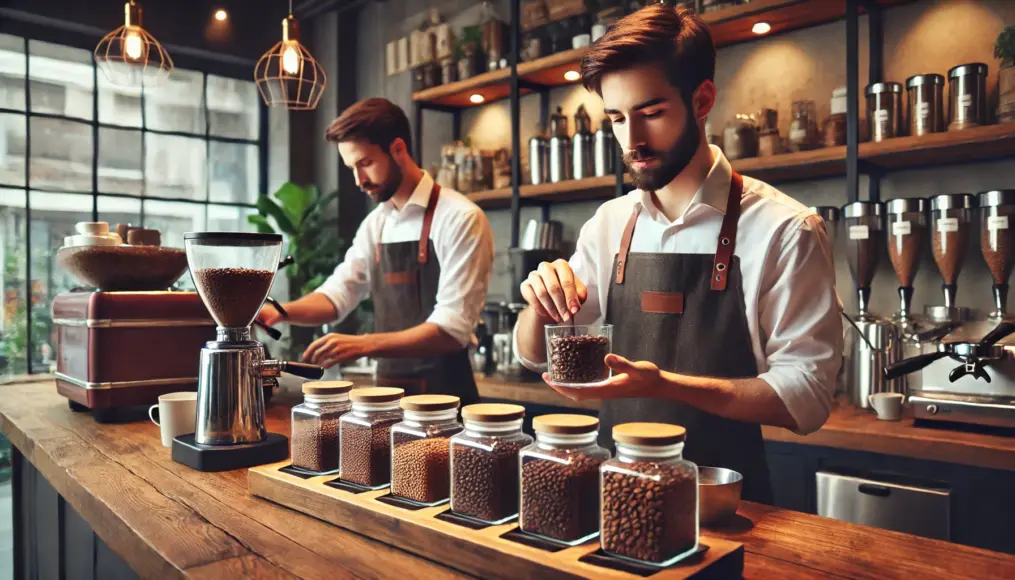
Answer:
[930,193,976,308]
[600,422,698,567]
[450,404,532,524]
[339,387,404,489]
[519,414,610,545]
[390,395,463,506]
[545,324,613,386]
[290,381,353,474]
[979,190,1015,318]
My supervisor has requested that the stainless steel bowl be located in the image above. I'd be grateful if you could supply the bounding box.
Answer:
[699,467,743,527]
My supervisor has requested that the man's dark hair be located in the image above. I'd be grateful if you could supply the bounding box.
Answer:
[324,97,413,155]
[580,4,715,100]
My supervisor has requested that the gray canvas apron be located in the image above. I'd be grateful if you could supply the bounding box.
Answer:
[369,183,480,406]
[599,172,774,503]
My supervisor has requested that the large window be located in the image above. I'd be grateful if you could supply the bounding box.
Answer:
[0,34,270,377]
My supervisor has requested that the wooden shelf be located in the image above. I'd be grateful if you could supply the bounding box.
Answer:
[731,146,847,183]
[467,175,627,209]
[860,123,1015,170]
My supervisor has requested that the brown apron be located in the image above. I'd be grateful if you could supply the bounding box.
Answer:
[600,172,774,503]
[369,183,480,405]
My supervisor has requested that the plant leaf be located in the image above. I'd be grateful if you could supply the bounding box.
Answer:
[303,190,340,220]
[246,214,276,234]
[256,195,296,234]
[273,183,311,226]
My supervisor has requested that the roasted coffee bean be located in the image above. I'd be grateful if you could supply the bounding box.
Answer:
[888,225,924,286]
[291,417,340,473]
[451,440,524,522]
[932,228,968,284]
[982,225,1014,285]
[601,461,697,564]
[391,433,455,504]
[520,450,604,542]
[340,419,399,487]
[549,335,610,384]
[193,267,274,327]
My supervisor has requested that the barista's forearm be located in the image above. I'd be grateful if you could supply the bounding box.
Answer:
[659,373,798,431]
[515,306,554,365]
[279,293,340,326]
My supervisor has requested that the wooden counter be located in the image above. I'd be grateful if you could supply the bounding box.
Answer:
[2,379,1015,579]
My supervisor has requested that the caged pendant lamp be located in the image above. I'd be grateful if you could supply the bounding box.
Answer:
[254,0,327,110]
[95,0,173,87]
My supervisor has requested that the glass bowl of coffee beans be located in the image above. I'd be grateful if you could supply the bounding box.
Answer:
[545,324,613,387]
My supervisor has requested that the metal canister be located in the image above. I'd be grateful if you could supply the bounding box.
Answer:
[528,133,548,185]
[548,107,571,183]
[594,117,616,177]
[865,82,903,142]
[906,74,944,137]
[572,105,594,180]
[948,63,988,131]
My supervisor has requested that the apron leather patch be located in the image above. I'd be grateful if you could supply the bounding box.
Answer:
[384,271,417,285]
[640,291,684,314]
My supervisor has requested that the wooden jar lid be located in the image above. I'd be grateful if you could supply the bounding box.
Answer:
[461,403,525,423]
[612,422,686,446]
[533,414,599,434]
[349,387,404,403]
[401,394,460,412]
[302,380,354,395]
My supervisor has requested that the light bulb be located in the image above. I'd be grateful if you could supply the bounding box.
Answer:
[752,22,771,35]
[214,9,228,21]
[469,94,485,104]
[124,29,143,61]
[564,70,580,82]
[281,44,301,74]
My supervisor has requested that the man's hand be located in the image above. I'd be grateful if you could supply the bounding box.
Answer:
[519,259,588,322]
[545,354,662,401]
[255,304,284,328]
[302,333,368,368]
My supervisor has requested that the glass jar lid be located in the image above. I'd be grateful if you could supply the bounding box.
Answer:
[885,198,928,215]
[533,414,598,435]
[401,394,460,412]
[461,403,524,423]
[905,74,944,88]
[302,380,354,396]
[948,63,988,79]
[349,387,404,403]
[930,193,976,211]
[810,206,840,222]
[612,422,686,446]
[865,82,902,96]
[978,190,1015,208]
[842,201,883,218]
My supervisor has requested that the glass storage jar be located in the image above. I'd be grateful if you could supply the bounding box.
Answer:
[722,114,758,160]
[450,404,532,524]
[601,423,698,567]
[545,323,613,387]
[885,198,928,320]
[390,395,463,506]
[906,74,944,137]
[979,190,1015,318]
[290,381,353,475]
[339,387,404,489]
[948,63,988,131]
[519,414,611,545]
[930,193,976,308]
[842,201,885,314]
[866,82,903,142]
[789,100,818,152]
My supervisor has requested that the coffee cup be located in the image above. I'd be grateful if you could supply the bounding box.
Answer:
[868,392,905,421]
[149,392,197,447]
[75,221,109,235]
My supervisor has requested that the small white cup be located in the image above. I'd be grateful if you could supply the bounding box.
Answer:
[149,392,197,447]
[868,392,905,421]
[75,221,110,235]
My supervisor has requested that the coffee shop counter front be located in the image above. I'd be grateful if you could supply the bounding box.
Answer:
[3,378,1015,579]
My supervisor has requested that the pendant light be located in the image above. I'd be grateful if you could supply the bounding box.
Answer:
[254,0,327,110]
[95,0,173,87]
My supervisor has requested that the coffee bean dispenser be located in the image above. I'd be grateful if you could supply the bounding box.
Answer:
[519,414,610,545]
[450,404,532,524]
[290,381,353,475]
[600,422,699,567]
[390,395,463,506]
[339,387,405,489]
[930,193,976,309]
[979,189,1015,319]
[885,198,928,323]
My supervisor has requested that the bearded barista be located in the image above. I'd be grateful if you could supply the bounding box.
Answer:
[512,5,842,503]
[257,98,494,404]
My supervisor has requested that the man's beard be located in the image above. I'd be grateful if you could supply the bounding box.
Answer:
[361,158,403,203]
[623,110,701,192]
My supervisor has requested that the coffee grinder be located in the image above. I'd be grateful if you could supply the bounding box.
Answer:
[171,232,324,472]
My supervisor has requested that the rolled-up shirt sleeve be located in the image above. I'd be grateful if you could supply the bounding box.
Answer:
[313,216,374,323]
[427,207,494,348]
[756,214,843,435]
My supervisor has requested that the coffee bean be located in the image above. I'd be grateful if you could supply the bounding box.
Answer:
[888,224,925,286]
[982,223,1014,285]
[291,416,340,473]
[193,267,274,327]
[450,439,524,522]
[548,335,610,384]
[391,433,457,504]
[520,450,604,542]
[340,419,399,487]
[601,461,697,564]
[932,228,968,284]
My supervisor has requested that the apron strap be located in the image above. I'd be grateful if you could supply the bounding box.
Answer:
[710,171,744,291]
[418,183,441,264]
[615,204,641,285]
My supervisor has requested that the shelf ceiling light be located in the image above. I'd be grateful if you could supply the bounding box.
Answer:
[254,0,327,110]
[470,93,485,104]
[95,1,173,87]
[564,70,581,82]
[752,22,772,35]
[214,9,228,21]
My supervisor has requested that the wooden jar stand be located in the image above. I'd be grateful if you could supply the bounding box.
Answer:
[249,461,743,579]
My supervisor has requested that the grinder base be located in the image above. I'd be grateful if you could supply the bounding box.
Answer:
[172,432,288,472]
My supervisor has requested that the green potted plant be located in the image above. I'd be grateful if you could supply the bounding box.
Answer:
[996,25,1015,124]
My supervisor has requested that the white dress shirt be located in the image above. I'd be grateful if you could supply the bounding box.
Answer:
[518,146,843,434]
[315,172,494,348]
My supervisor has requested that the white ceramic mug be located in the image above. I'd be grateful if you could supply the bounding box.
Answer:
[868,392,905,421]
[149,392,197,447]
